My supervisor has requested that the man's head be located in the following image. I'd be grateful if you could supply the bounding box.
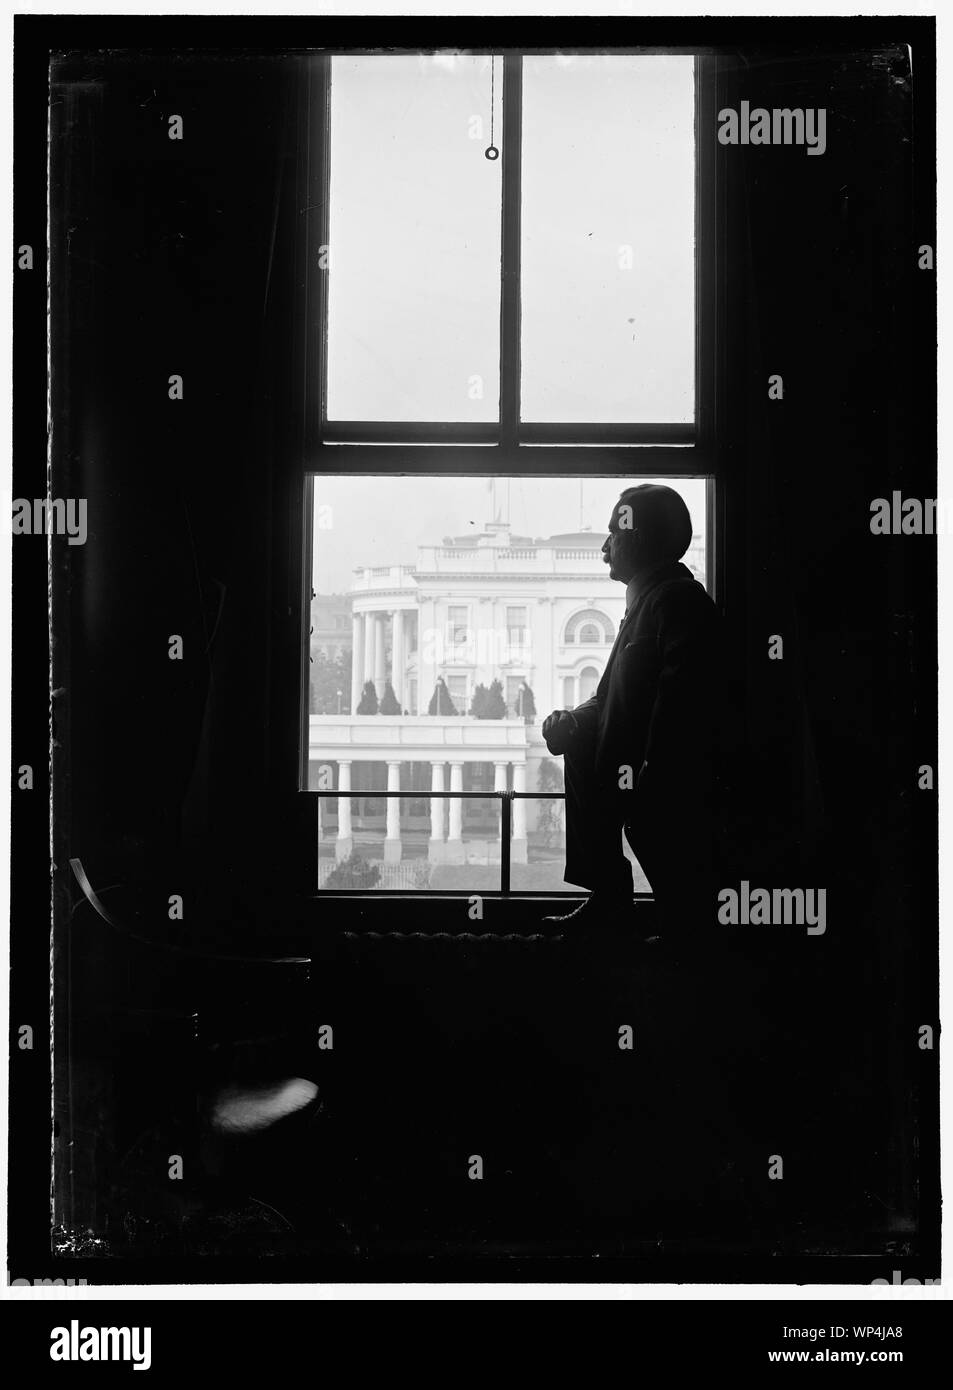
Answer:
[601,484,693,583]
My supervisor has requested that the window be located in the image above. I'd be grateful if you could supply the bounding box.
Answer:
[447,606,470,647]
[326,55,502,423]
[304,50,716,896]
[311,50,709,448]
[579,666,600,702]
[520,55,695,426]
[564,608,615,645]
[307,477,707,893]
[506,606,528,647]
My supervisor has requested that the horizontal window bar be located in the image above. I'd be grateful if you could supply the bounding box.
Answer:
[320,423,695,446]
[321,421,500,444]
[321,49,716,57]
[314,890,653,899]
[313,791,565,799]
[308,445,710,474]
[519,423,695,444]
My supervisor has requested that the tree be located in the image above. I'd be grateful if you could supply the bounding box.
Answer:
[516,681,537,721]
[482,678,507,719]
[310,646,352,714]
[325,851,381,889]
[356,680,379,715]
[379,681,401,715]
[536,757,565,849]
[427,677,458,716]
[469,683,488,719]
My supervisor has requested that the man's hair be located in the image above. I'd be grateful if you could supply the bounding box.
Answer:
[616,483,693,563]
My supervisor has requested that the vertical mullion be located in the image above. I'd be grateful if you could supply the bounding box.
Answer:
[695,55,721,605]
[313,54,331,448]
[501,791,512,895]
[299,474,315,790]
[500,51,522,451]
[694,52,717,454]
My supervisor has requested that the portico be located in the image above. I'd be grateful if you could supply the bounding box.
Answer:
[350,566,418,711]
[310,715,530,864]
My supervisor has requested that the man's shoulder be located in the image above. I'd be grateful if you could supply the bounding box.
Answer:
[645,570,718,624]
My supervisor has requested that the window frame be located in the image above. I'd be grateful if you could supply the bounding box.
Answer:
[564,607,617,646]
[505,606,529,648]
[297,47,724,892]
[446,605,471,650]
[304,48,719,468]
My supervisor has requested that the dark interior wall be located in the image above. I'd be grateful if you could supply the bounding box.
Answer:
[720,43,932,896]
[51,51,309,904]
[13,19,935,1271]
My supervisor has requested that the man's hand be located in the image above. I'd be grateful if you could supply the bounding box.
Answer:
[542,709,578,755]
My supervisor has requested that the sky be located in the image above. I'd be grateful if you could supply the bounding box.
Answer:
[327,53,694,424]
[311,474,707,593]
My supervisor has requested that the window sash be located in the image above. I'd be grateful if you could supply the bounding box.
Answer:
[306,50,716,462]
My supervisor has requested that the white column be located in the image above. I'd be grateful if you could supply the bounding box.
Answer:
[493,760,508,864]
[494,760,508,839]
[351,613,364,713]
[391,610,405,709]
[374,615,386,698]
[512,761,528,864]
[362,614,375,705]
[419,597,437,716]
[384,760,402,863]
[335,759,353,861]
[446,761,465,864]
[428,760,445,861]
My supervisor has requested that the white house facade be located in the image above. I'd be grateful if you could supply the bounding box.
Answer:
[309,520,705,876]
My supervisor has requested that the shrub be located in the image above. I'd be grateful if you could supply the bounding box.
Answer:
[469,683,488,718]
[481,678,507,719]
[379,681,401,715]
[427,678,458,716]
[356,680,379,715]
[325,852,381,889]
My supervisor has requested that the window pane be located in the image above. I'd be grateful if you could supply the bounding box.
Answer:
[327,54,503,423]
[506,606,528,643]
[579,666,601,702]
[307,476,708,894]
[520,55,695,424]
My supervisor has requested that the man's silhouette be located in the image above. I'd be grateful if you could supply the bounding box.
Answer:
[542,485,721,938]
